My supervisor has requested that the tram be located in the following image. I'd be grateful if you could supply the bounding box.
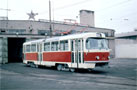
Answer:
[23,32,110,71]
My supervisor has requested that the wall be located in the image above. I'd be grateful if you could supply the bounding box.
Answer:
[0,20,114,36]
[108,39,115,58]
[115,38,137,59]
[0,38,2,63]
[115,44,137,58]
[0,37,8,64]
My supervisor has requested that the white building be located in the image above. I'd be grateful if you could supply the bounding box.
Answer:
[115,30,137,58]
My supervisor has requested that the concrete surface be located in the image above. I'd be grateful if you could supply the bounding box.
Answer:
[0,58,137,90]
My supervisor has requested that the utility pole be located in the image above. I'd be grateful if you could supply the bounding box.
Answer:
[49,0,52,37]
[0,0,10,31]
[0,8,10,19]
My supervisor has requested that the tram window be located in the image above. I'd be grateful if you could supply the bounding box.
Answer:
[37,44,39,52]
[44,42,50,51]
[71,41,74,51]
[60,40,68,51]
[60,41,64,51]
[51,42,58,51]
[64,41,68,50]
[26,45,30,52]
[78,40,81,51]
[31,44,36,52]
[86,38,108,49]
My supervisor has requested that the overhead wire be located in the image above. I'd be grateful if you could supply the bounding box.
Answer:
[96,0,134,12]
[95,0,137,25]
[39,0,93,14]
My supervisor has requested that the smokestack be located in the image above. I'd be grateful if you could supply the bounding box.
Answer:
[80,10,95,27]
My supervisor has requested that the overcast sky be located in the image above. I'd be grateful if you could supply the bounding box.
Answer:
[0,0,137,33]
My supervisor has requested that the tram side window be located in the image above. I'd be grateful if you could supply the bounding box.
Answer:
[44,42,50,51]
[37,44,39,52]
[26,45,30,52]
[78,40,81,51]
[51,42,58,51]
[31,44,36,52]
[60,40,68,51]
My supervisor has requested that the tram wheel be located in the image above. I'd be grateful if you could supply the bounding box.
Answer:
[30,62,38,68]
[57,64,63,71]
[69,68,75,72]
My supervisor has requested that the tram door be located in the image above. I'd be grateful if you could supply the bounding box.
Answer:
[71,39,83,68]
[38,43,42,64]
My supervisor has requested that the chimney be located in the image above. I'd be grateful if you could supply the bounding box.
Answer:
[80,10,95,27]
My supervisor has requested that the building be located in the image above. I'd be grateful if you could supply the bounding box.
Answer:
[0,10,115,64]
[115,30,137,58]
[80,10,95,27]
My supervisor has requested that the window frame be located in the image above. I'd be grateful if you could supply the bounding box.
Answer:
[59,40,69,51]
[26,45,31,52]
[86,37,109,50]
[44,42,51,51]
[31,44,37,52]
[51,41,59,51]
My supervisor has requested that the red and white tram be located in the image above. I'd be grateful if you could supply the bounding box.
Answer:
[23,32,110,71]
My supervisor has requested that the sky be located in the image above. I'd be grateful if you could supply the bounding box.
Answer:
[0,0,137,33]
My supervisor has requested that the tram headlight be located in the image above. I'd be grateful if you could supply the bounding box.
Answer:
[96,56,100,60]
[108,56,110,59]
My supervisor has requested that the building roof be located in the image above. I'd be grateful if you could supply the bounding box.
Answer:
[0,20,115,32]
[116,31,137,38]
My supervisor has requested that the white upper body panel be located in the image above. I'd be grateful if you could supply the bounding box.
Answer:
[23,32,106,45]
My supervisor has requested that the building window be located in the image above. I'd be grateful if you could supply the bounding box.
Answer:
[0,29,6,33]
[104,32,108,37]
[8,29,26,34]
[38,30,50,35]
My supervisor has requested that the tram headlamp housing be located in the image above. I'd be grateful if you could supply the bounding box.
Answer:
[108,56,110,59]
[96,56,100,60]
[96,33,102,37]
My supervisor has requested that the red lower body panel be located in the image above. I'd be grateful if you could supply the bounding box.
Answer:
[43,52,71,62]
[84,52,109,62]
[25,53,38,61]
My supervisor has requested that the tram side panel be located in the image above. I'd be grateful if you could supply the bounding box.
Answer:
[43,52,71,62]
[25,53,38,61]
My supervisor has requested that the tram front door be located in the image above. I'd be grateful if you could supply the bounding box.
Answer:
[71,39,83,69]
[38,43,42,64]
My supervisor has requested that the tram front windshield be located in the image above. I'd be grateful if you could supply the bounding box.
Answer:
[86,38,108,50]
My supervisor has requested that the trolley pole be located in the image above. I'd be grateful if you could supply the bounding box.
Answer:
[49,0,52,37]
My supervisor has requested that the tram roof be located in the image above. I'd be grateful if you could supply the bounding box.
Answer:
[45,32,104,42]
[23,39,45,45]
[23,32,105,45]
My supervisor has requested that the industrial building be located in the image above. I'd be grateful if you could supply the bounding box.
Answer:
[115,30,137,58]
[0,10,115,63]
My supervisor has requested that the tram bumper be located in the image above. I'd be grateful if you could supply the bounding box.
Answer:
[85,61,109,68]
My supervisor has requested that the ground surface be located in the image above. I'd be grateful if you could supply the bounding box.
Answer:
[0,58,137,90]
